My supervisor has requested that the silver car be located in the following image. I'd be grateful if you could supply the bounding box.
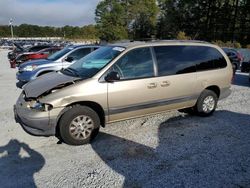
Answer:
[16,45,99,83]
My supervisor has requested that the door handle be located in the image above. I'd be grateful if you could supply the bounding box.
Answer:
[147,83,157,89]
[161,81,170,87]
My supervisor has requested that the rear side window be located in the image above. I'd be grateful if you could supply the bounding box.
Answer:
[154,46,196,76]
[154,46,227,76]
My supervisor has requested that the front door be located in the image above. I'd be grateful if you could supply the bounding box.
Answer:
[107,47,160,122]
[62,47,92,69]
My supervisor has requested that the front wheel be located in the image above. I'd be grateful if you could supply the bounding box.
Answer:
[59,106,100,145]
[194,90,218,117]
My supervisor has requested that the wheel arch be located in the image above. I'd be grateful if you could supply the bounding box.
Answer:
[37,70,55,77]
[205,85,220,98]
[55,101,106,138]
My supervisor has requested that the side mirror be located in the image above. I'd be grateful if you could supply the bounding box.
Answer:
[64,56,74,62]
[105,71,120,82]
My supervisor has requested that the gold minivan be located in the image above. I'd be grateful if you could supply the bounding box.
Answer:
[15,41,233,145]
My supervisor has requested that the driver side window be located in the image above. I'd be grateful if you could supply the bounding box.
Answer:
[68,48,91,61]
[112,47,154,80]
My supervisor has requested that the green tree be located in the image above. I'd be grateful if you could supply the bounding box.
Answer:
[176,31,191,40]
[128,0,159,39]
[95,0,159,41]
[157,0,250,45]
[0,24,98,39]
[95,0,128,41]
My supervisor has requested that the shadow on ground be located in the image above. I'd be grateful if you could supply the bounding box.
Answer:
[91,110,250,187]
[233,72,250,87]
[0,139,45,187]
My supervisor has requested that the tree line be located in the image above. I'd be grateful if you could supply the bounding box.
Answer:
[0,0,249,46]
[0,24,97,39]
[96,0,250,46]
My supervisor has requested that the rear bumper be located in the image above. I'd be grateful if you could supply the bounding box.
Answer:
[10,60,16,68]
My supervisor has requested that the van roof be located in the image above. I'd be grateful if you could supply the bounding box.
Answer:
[110,40,211,48]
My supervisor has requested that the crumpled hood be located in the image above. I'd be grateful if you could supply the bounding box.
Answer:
[23,71,81,98]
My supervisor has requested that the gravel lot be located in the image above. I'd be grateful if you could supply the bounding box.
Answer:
[0,49,249,188]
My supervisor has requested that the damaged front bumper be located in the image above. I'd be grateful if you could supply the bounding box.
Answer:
[14,93,63,136]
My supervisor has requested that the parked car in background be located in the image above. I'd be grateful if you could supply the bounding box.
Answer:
[15,46,62,66]
[222,47,243,71]
[14,41,233,145]
[8,43,24,61]
[241,60,250,73]
[8,43,52,60]
[9,44,52,68]
[16,45,99,83]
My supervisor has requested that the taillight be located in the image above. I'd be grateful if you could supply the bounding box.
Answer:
[28,54,33,59]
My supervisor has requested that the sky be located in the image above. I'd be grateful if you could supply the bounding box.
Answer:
[0,0,102,27]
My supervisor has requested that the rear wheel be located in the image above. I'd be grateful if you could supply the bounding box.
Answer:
[194,89,218,117]
[59,106,100,145]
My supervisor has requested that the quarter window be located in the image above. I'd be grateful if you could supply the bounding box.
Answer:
[196,46,227,71]
[154,46,227,76]
[113,47,154,80]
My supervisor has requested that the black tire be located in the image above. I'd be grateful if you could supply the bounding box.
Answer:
[194,89,218,117]
[59,105,100,145]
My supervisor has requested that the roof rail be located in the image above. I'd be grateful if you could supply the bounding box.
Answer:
[146,39,210,44]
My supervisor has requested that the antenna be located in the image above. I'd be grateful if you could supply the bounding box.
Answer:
[9,18,14,39]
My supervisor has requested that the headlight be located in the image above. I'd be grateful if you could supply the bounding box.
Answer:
[23,65,37,71]
[29,101,53,111]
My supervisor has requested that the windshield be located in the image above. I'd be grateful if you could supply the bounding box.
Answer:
[47,47,72,61]
[61,46,125,78]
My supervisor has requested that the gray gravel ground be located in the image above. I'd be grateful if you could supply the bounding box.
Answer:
[0,49,249,188]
